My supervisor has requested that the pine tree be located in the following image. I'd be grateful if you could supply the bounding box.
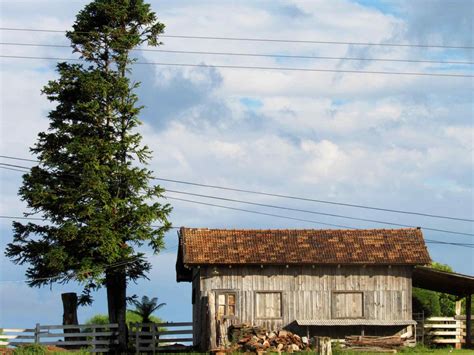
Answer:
[5,0,171,349]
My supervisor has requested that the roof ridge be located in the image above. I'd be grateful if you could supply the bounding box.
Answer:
[180,227,421,232]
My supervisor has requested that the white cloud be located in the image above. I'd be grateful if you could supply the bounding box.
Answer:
[1,0,473,328]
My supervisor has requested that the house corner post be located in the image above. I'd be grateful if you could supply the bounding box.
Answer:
[208,291,217,350]
[455,300,462,349]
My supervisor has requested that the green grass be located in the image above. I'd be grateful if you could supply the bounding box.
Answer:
[7,346,473,354]
[10,344,90,355]
[333,345,473,354]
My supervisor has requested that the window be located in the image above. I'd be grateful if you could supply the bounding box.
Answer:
[256,292,282,319]
[216,292,236,320]
[332,291,364,319]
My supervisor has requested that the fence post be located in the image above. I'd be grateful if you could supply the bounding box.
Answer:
[133,323,139,355]
[91,325,96,353]
[152,323,156,355]
[34,323,40,344]
[421,311,424,346]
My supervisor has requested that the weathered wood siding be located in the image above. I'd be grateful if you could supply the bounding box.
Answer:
[195,265,412,341]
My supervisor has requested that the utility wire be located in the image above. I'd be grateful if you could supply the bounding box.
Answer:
[0,215,44,221]
[168,196,474,248]
[0,163,31,172]
[425,239,474,248]
[164,189,474,236]
[167,196,355,229]
[154,178,474,223]
[0,162,34,169]
[0,256,143,283]
[2,42,473,65]
[0,154,38,162]
[0,214,178,229]
[1,158,472,223]
[0,166,30,173]
[0,27,473,49]
[1,55,472,78]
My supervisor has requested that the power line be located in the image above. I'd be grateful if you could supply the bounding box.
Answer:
[0,215,44,221]
[0,162,34,169]
[164,190,474,237]
[167,196,356,229]
[1,158,472,223]
[1,27,473,50]
[2,41,473,65]
[425,239,474,248]
[0,154,38,162]
[1,54,472,78]
[0,166,30,173]
[0,256,143,284]
[0,214,179,229]
[0,207,356,230]
[168,196,474,239]
[154,178,474,223]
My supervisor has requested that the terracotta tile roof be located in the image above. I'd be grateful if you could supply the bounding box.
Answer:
[178,228,431,266]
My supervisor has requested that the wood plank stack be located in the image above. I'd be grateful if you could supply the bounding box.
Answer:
[345,335,403,352]
[227,324,306,353]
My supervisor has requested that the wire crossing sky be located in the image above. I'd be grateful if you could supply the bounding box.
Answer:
[1,55,472,78]
[1,27,473,49]
[1,0,473,328]
[1,157,473,224]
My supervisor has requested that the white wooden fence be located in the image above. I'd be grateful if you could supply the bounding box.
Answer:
[1,322,193,353]
[0,323,118,353]
[129,322,193,354]
[424,316,472,349]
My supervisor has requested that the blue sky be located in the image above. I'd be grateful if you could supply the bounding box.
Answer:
[0,0,473,328]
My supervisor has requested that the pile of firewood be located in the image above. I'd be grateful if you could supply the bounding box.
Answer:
[227,324,307,353]
[345,335,403,352]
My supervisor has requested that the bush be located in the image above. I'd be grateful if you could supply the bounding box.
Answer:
[13,344,46,355]
[12,345,90,355]
[85,310,164,327]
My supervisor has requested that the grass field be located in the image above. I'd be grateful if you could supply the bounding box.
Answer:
[2,344,473,354]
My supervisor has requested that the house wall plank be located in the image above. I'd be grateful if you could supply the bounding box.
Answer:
[194,265,413,347]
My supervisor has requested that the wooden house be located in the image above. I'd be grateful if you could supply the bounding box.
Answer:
[176,227,431,350]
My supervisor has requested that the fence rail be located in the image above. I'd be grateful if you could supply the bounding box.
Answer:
[1,322,193,353]
[424,316,473,348]
[0,323,118,353]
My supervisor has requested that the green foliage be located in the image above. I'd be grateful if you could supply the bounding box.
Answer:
[12,344,48,355]
[413,287,442,317]
[5,0,171,307]
[12,344,90,355]
[128,295,166,323]
[412,262,456,317]
[85,310,164,327]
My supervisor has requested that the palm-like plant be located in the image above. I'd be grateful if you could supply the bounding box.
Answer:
[129,296,166,324]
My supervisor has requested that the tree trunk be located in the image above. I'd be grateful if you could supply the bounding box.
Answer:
[61,292,80,348]
[106,270,127,352]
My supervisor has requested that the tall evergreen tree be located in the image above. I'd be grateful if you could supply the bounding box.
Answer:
[5,0,171,349]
